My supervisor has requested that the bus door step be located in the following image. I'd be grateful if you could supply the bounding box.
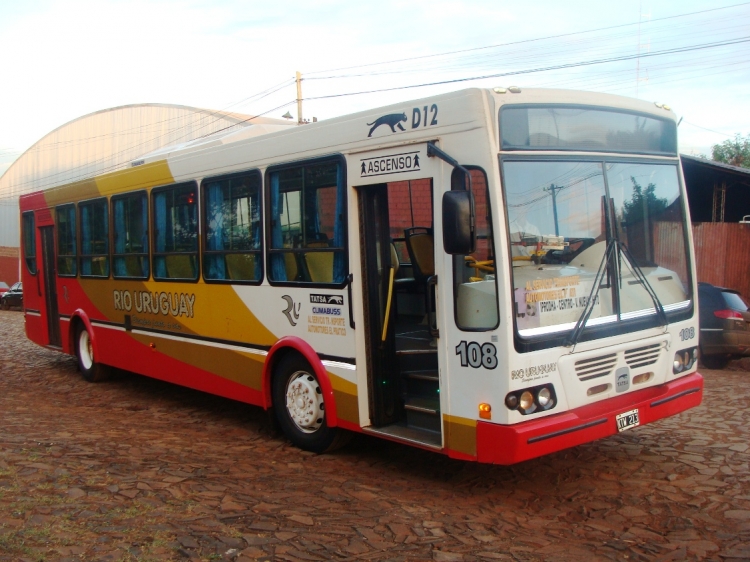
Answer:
[363,424,442,449]
[404,396,441,433]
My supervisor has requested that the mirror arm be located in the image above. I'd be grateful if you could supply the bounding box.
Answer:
[427,142,472,191]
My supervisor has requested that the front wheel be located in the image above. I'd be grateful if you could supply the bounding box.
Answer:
[75,324,110,382]
[272,355,348,453]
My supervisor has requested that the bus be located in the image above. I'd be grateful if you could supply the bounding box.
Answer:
[19,87,703,464]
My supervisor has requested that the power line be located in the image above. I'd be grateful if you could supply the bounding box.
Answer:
[681,121,737,138]
[306,2,750,76]
[304,37,750,101]
[3,78,296,157]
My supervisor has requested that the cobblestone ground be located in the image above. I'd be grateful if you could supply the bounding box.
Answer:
[0,310,749,562]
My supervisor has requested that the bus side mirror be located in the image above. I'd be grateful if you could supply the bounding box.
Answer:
[442,190,475,255]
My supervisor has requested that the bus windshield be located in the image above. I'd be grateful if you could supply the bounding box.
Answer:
[504,160,690,338]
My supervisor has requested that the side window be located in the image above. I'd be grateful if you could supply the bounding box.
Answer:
[152,183,198,281]
[113,192,149,279]
[267,159,347,284]
[453,168,499,330]
[79,198,109,278]
[203,172,262,282]
[56,204,77,277]
[22,212,36,274]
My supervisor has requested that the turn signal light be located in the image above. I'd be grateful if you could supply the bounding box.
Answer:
[479,403,492,420]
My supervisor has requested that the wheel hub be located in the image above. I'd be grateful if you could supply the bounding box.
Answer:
[285,371,324,433]
[79,330,93,371]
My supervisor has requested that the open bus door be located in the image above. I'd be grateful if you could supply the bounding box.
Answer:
[355,143,487,452]
[357,168,443,449]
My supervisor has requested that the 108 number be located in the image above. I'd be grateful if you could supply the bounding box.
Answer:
[679,327,695,341]
[455,341,498,369]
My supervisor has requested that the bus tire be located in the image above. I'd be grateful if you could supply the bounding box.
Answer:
[272,354,347,453]
[75,323,110,382]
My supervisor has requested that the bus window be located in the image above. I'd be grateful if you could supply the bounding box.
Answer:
[22,211,36,274]
[453,168,499,330]
[203,172,262,282]
[56,204,77,277]
[113,191,149,279]
[152,183,199,281]
[79,198,109,278]
[267,159,346,284]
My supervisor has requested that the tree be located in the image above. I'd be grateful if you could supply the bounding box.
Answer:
[621,177,668,227]
[620,177,669,267]
[711,134,750,169]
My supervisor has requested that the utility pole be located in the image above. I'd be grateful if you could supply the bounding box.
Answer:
[296,71,303,124]
[544,183,563,236]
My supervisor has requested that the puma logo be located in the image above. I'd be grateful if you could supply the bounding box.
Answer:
[367,113,407,137]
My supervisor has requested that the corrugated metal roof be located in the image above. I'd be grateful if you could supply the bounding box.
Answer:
[0,104,294,246]
[681,153,750,177]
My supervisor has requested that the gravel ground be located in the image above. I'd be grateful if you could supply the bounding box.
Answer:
[0,309,749,561]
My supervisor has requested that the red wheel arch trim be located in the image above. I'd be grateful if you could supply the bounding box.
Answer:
[263,336,339,427]
[69,309,95,357]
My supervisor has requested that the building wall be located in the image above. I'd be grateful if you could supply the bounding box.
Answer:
[693,222,750,299]
[0,247,19,286]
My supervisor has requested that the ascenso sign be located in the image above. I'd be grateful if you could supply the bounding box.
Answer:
[360,151,420,178]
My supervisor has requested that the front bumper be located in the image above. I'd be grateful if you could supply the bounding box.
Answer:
[477,372,703,465]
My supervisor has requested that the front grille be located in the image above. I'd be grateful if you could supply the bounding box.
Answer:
[625,343,662,369]
[575,353,617,382]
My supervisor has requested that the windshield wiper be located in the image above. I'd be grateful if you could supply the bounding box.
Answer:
[617,242,668,327]
[565,239,617,348]
[565,239,669,349]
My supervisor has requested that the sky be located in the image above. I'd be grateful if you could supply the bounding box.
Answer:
[0,0,748,181]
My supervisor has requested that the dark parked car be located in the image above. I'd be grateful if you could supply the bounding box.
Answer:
[698,282,750,368]
[0,282,22,310]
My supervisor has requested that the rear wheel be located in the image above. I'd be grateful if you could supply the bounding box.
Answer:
[272,355,348,453]
[75,324,110,382]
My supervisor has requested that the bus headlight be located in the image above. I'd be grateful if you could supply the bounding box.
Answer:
[505,384,557,415]
[673,347,698,374]
[519,391,536,414]
[537,387,553,410]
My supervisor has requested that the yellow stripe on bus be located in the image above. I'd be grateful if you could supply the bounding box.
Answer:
[96,160,174,194]
[329,373,359,425]
[41,160,175,208]
[442,414,477,457]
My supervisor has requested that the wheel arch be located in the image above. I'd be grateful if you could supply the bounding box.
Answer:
[68,309,95,357]
[263,336,339,427]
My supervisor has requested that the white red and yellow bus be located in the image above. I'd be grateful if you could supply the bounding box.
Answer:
[19,87,703,463]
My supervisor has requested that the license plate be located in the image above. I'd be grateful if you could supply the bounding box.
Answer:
[616,409,640,432]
